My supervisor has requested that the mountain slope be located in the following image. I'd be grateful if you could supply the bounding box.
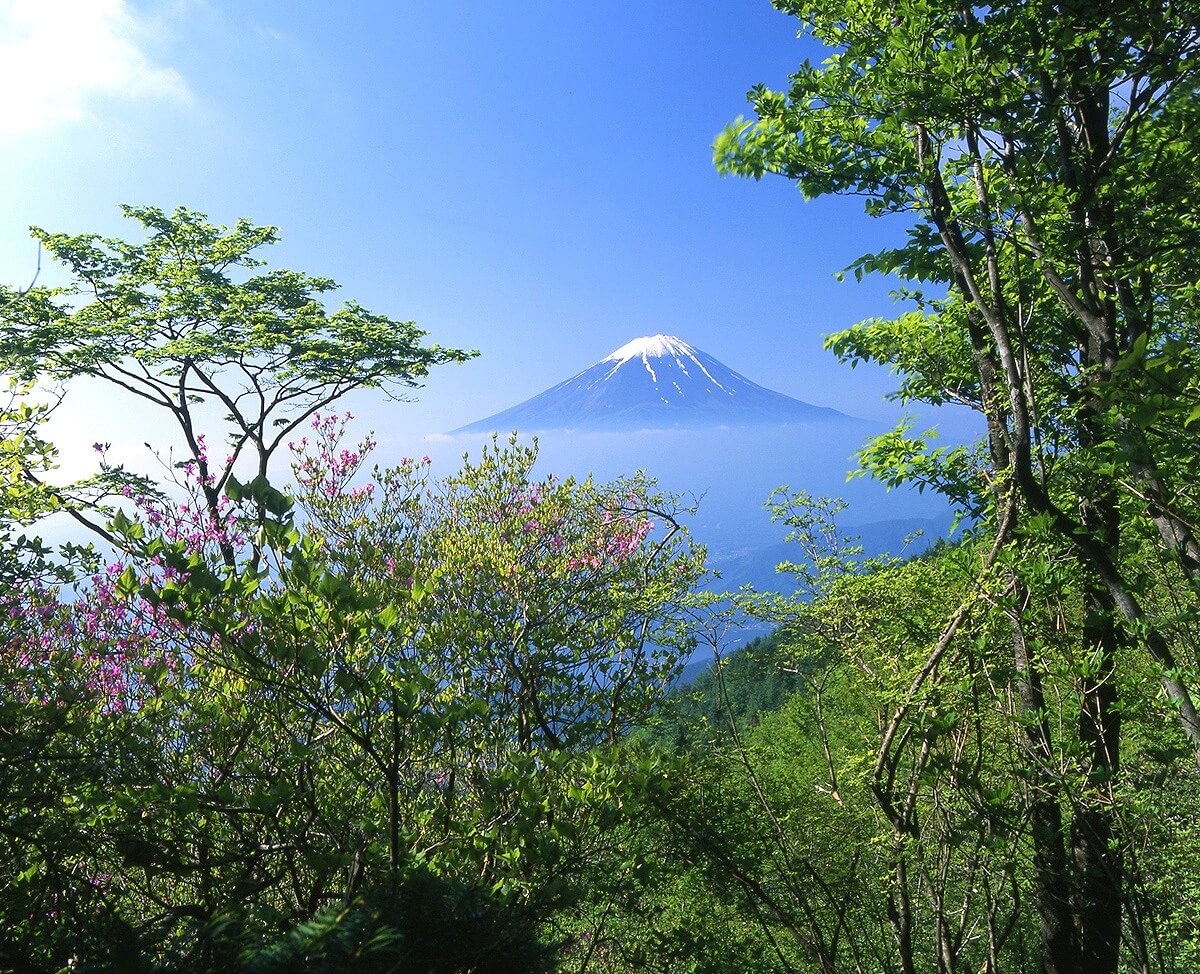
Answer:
[454,335,855,433]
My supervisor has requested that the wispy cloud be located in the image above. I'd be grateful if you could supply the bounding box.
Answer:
[0,0,190,135]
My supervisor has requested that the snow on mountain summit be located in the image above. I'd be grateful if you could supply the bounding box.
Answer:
[601,335,730,391]
[453,335,856,433]
[603,334,703,366]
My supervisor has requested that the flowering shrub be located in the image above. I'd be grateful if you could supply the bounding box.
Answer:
[291,422,700,751]
[5,574,179,716]
[0,413,705,969]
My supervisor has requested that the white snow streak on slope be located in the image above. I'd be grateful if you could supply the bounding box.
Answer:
[689,356,727,392]
[597,334,738,393]
[604,334,736,389]
[642,352,658,383]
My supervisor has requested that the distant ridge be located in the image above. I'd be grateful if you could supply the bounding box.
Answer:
[453,334,857,433]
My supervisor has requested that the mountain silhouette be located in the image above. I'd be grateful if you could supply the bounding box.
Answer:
[453,334,855,433]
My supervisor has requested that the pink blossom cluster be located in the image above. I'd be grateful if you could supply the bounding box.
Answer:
[0,441,266,715]
[4,574,181,716]
[179,432,218,487]
[139,492,246,557]
[105,434,249,558]
[564,511,653,571]
[486,482,654,575]
[291,411,379,502]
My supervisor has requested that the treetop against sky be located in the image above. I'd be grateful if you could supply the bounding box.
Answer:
[0,0,964,472]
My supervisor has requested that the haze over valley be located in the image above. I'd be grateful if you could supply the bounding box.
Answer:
[442,333,961,592]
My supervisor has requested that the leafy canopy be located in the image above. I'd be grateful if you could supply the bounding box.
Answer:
[0,204,476,502]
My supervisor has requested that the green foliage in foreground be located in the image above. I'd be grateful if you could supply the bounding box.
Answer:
[602,530,1200,973]
[700,1,1200,972]
[4,379,1200,973]
[0,421,704,971]
[11,19,1200,956]
[0,204,713,970]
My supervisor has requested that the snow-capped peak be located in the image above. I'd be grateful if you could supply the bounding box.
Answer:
[602,334,697,364]
[452,333,853,433]
[600,334,726,389]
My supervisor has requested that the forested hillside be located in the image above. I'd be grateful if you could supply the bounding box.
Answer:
[4,2,1200,972]
[644,631,808,752]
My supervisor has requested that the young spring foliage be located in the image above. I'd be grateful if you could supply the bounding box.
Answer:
[711,5,1200,972]
[1,418,705,969]
[0,205,475,542]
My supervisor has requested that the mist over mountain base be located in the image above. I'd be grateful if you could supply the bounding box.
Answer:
[425,420,960,598]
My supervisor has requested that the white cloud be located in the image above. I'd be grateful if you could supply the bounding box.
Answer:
[0,0,190,135]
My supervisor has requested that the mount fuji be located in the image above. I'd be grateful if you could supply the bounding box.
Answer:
[453,335,855,433]
[435,333,959,617]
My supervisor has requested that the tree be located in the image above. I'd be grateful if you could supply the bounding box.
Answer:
[716,3,1200,972]
[1,420,705,969]
[0,204,475,551]
[276,424,704,907]
[0,379,89,586]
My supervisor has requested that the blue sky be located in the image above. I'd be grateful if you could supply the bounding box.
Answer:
[0,0,964,472]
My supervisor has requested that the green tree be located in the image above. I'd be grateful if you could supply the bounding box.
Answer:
[0,379,86,585]
[0,204,474,550]
[716,4,1200,972]
[278,425,705,904]
[1,421,705,970]
[643,630,808,753]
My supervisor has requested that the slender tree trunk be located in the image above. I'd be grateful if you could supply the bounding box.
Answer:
[888,851,918,974]
[1071,485,1123,974]
[1012,611,1079,974]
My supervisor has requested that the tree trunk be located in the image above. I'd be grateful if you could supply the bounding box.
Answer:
[1012,612,1080,974]
[1071,488,1123,974]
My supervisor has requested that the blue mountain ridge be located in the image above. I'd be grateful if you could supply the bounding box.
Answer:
[453,334,858,433]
